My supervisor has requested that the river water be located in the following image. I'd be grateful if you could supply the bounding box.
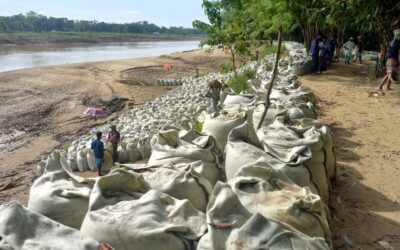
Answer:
[0,40,201,73]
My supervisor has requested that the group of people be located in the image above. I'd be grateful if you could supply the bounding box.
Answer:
[310,34,364,74]
[91,124,120,176]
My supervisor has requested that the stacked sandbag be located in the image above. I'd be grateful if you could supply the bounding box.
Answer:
[197,182,330,250]
[28,150,95,229]
[224,122,319,195]
[257,119,331,201]
[80,169,207,250]
[0,202,102,250]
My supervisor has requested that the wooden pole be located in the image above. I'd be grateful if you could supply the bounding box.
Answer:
[257,25,283,130]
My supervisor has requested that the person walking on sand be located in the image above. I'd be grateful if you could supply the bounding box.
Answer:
[343,37,356,64]
[378,29,400,91]
[318,36,327,73]
[329,36,338,63]
[107,124,120,163]
[91,131,104,176]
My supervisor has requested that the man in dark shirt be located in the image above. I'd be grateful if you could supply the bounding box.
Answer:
[356,36,364,63]
[310,34,321,73]
[91,131,104,176]
[378,29,400,91]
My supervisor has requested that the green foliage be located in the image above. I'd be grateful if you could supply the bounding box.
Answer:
[0,12,204,35]
[243,68,256,80]
[228,73,248,94]
[259,45,287,59]
[219,64,233,74]
[194,121,204,133]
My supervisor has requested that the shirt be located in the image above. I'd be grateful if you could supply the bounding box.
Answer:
[108,131,120,144]
[91,139,104,159]
[311,38,319,55]
[388,40,400,59]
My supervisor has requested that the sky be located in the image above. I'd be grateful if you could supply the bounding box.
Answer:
[0,0,208,28]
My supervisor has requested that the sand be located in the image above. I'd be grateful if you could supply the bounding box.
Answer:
[300,62,400,249]
[0,48,231,203]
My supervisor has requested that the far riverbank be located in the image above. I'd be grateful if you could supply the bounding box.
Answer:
[0,32,206,45]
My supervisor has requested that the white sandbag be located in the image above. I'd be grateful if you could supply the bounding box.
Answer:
[77,149,89,172]
[202,111,246,151]
[197,182,329,250]
[126,139,141,162]
[223,94,254,107]
[28,152,94,229]
[117,141,129,163]
[68,156,78,171]
[224,122,265,181]
[86,149,97,171]
[139,162,213,212]
[257,120,330,201]
[0,202,101,250]
[252,102,287,128]
[148,126,220,168]
[80,169,207,250]
[229,163,331,242]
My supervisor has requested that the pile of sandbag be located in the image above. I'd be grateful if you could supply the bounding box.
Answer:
[0,41,338,249]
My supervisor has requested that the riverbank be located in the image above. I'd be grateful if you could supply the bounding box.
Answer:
[0,32,206,45]
[0,48,231,203]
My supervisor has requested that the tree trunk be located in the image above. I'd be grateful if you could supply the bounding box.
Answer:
[257,25,283,130]
[228,45,238,78]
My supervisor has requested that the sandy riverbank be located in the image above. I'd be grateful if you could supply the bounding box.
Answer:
[0,48,231,203]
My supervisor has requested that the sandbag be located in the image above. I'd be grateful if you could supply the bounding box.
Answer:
[148,126,220,168]
[126,139,141,162]
[86,149,97,171]
[77,149,90,172]
[137,162,213,212]
[80,169,207,250]
[117,141,129,163]
[0,202,101,250]
[197,182,330,250]
[252,102,287,128]
[223,94,254,107]
[229,163,331,242]
[257,120,330,201]
[202,111,246,151]
[28,151,94,229]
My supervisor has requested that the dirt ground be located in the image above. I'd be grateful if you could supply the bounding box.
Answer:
[0,48,230,204]
[300,62,400,249]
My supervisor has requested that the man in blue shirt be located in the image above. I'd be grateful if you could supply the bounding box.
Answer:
[91,131,104,176]
[310,34,321,73]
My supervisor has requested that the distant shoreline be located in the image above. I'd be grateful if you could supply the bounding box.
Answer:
[0,32,206,45]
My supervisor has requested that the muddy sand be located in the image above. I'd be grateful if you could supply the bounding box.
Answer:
[0,48,230,203]
[300,62,400,249]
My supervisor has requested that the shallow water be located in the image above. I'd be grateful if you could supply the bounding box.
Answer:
[0,40,201,73]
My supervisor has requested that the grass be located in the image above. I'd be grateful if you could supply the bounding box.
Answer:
[228,74,249,94]
[258,45,287,59]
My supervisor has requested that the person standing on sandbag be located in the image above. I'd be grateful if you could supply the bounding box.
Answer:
[206,79,222,114]
[91,131,104,176]
[107,124,120,163]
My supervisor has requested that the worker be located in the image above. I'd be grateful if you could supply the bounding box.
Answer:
[378,29,400,91]
[343,37,356,64]
[107,124,120,163]
[91,131,104,176]
[206,79,222,114]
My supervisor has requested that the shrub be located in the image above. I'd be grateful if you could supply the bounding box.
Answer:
[228,74,248,94]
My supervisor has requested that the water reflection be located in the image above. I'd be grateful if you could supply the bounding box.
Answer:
[0,40,201,73]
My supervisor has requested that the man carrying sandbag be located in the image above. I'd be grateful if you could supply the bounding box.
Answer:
[91,131,104,176]
[107,124,120,163]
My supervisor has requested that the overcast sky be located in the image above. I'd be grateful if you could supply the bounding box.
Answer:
[0,0,208,27]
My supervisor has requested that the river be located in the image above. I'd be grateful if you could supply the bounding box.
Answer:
[0,40,201,73]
